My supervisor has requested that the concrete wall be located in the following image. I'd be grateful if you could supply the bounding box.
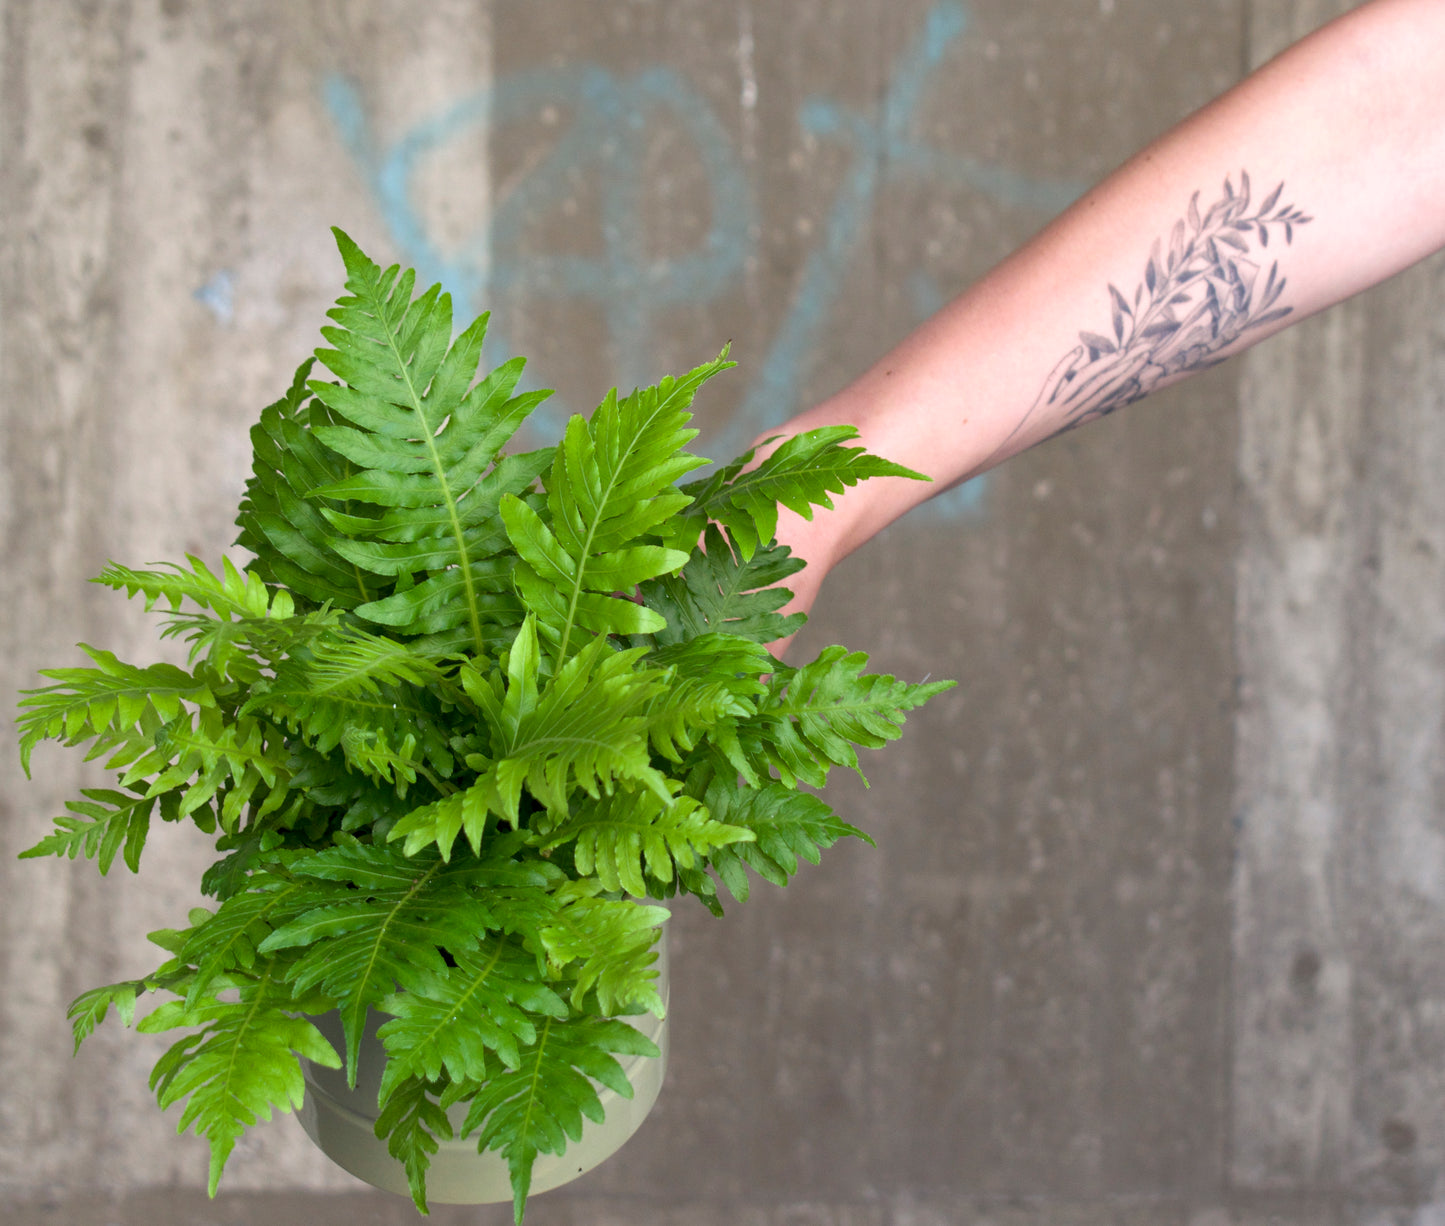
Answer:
[2,1,1441,1224]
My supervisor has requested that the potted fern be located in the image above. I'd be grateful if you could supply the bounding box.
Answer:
[17,231,952,1223]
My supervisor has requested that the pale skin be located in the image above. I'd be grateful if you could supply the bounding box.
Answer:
[756,0,1445,654]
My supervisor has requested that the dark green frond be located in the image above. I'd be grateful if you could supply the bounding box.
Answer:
[641,525,806,647]
[376,937,568,1087]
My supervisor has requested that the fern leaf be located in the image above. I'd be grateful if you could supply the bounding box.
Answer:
[675,426,927,560]
[95,554,295,623]
[459,1014,660,1225]
[138,971,340,1196]
[500,355,726,659]
[376,937,568,1088]
[738,647,956,787]
[246,628,457,782]
[16,647,216,776]
[300,229,552,653]
[138,708,290,832]
[178,880,309,1008]
[236,359,393,609]
[539,883,668,1016]
[643,633,773,705]
[257,839,552,1083]
[405,623,676,856]
[18,787,155,874]
[373,1073,452,1215]
[540,789,752,897]
[641,525,806,646]
[66,979,143,1052]
[703,779,873,904]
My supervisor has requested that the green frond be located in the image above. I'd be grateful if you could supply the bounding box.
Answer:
[703,779,873,904]
[641,525,806,647]
[540,789,752,898]
[178,879,310,1008]
[95,554,296,623]
[501,355,726,660]
[376,937,568,1088]
[643,633,773,705]
[737,647,956,787]
[18,787,155,875]
[138,970,340,1196]
[673,425,927,560]
[257,838,556,1084]
[66,980,143,1052]
[373,1073,452,1215]
[135,708,291,832]
[459,1013,660,1225]
[236,359,393,609]
[539,884,668,1017]
[299,229,553,654]
[423,624,676,852]
[95,553,340,678]
[16,647,217,777]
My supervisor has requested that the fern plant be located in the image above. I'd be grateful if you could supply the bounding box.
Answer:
[17,230,953,1223]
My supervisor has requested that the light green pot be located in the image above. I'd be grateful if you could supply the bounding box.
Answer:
[297,935,669,1205]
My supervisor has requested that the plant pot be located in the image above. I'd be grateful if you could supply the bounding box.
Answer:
[297,933,669,1205]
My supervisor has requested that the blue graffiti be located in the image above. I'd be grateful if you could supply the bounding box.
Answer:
[323,1,1085,521]
[193,269,235,325]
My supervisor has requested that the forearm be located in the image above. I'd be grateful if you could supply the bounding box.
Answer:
[764,0,1445,589]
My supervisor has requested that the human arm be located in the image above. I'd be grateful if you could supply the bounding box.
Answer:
[757,0,1445,642]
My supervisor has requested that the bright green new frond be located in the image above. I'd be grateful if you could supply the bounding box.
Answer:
[641,525,807,647]
[19,787,155,875]
[376,937,568,1089]
[302,230,552,653]
[540,789,752,897]
[737,647,956,787]
[139,971,339,1196]
[461,625,676,832]
[675,425,928,560]
[16,647,216,777]
[96,554,295,623]
[703,779,873,904]
[540,884,668,1017]
[460,1014,660,1225]
[501,354,726,659]
[138,708,290,832]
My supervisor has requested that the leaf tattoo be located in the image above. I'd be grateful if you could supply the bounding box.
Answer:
[1018,173,1312,442]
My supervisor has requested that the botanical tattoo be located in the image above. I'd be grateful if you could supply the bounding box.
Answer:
[1014,173,1312,445]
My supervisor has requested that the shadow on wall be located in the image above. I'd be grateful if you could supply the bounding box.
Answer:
[321,1,1085,521]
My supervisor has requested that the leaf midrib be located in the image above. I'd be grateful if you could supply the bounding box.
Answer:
[371,283,484,656]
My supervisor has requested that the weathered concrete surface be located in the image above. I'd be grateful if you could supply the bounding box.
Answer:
[3,0,1444,1224]
[1231,0,1445,1208]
